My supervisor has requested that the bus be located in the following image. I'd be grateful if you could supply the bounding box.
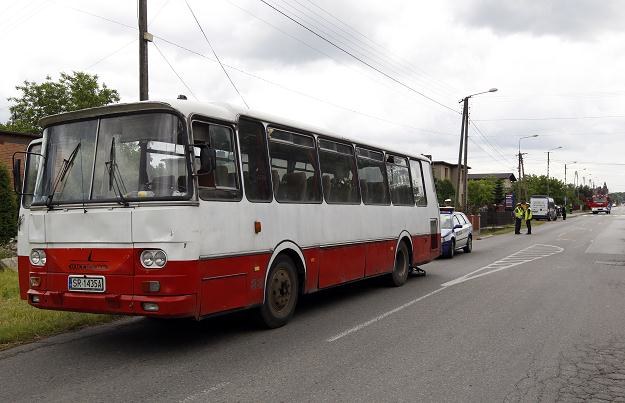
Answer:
[13,100,440,328]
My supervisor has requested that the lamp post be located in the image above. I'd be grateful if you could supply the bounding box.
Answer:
[546,146,562,196]
[518,134,538,201]
[455,87,498,211]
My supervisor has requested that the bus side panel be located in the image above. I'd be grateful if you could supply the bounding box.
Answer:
[365,240,395,276]
[302,248,319,293]
[411,234,429,265]
[198,253,269,316]
[18,256,30,300]
[318,244,365,288]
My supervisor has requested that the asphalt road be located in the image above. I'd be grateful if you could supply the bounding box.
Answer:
[2,207,625,402]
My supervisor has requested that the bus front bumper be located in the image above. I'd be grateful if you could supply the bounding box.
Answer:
[27,290,197,318]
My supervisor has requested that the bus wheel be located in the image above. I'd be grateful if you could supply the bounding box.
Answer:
[389,242,409,287]
[259,255,298,329]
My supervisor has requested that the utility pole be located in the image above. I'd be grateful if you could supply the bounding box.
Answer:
[455,100,467,210]
[547,150,550,196]
[461,98,470,212]
[139,0,151,101]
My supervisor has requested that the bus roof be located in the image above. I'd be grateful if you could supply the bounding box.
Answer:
[39,99,432,162]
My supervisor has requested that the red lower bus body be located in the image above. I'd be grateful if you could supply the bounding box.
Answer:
[21,235,438,319]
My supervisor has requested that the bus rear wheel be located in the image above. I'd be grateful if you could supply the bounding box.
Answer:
[389,242,409,287]
[258,255,298,329]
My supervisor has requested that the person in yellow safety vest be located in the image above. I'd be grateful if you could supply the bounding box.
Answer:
[514,202,524,234]
[522,201,533,234]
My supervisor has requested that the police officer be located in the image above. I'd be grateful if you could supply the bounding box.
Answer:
[514,202,524,234]
[562,204,567,220]
[523,201,533,234]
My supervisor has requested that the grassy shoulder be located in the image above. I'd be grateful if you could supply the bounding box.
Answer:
[0,269,117,350]
[479,219,547,237]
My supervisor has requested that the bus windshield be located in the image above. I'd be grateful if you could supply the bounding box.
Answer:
[33,112,189,206]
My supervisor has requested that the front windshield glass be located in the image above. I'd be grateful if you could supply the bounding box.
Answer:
[440,214,453,229]
[33,112,189,205]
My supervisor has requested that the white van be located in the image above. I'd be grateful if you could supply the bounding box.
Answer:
[530,195,557,221]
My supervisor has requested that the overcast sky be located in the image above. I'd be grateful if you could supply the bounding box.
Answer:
[1,0,624,191]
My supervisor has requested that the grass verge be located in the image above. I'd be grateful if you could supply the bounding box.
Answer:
[0,269,117,350]
[479,220,547,237]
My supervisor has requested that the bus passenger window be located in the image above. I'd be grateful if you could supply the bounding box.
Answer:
[318,139,360,204]
[409,159,428,206]
[386,155,414,206]
[239,118,272,202]
[356,147,390,205]
[192,121,241,201]
[268,128,321,203]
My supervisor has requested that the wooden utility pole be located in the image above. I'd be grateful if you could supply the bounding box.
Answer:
[139,0,150,100]
[461,98,469,212]
[455,98,468,210]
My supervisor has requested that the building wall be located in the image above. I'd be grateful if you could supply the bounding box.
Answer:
[0,131,39,188]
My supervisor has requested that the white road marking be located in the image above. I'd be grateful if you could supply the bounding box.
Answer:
[179,382,231,402]
[326,244,564,342]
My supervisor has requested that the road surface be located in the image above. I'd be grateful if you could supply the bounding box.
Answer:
[1,207,625,402]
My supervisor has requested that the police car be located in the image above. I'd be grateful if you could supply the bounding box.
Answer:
[440,208,473,258]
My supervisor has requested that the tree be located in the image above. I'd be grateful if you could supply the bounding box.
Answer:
[467,179,495,213]
[1,71,120,133]
[492,179,505,205]
[434,178,455,205]
[0,163,18,244]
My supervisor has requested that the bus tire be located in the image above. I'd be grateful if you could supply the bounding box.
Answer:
[389,242,409,287]
[258,255,298,329]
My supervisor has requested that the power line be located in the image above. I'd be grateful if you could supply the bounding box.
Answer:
[300,0,460,96]
[258,0,459,115]
[84,38,137,70]
[185,0,249,109]
[275,0,455,101]
[152,41,199,101]
[474,115,625,122]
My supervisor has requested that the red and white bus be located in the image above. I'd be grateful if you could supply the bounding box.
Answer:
[13,100,440,327]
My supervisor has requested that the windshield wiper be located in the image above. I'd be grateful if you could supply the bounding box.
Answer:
[105,137,129,206]
[46,143,81,209]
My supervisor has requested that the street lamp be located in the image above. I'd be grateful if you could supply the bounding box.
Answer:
[546,146,562,196]
[455,87,498,211]
[517,134,539,200]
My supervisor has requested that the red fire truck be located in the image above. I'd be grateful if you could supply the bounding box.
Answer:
[588,192,611,214]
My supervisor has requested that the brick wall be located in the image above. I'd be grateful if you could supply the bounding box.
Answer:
[0,130,40,188]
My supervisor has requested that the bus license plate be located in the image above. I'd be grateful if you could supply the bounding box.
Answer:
[68,275,105,293]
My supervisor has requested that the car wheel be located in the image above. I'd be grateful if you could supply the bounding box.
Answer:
[258,255,298,329]
[463,235,472,253]
[389,242,409,287]
[448,239,455,258]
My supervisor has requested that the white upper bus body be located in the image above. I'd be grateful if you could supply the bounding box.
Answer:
[19,99,440,322]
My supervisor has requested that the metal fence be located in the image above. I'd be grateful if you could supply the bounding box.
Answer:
[479,210,515,229]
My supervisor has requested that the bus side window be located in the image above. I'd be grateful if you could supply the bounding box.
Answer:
[356,147,390,205]
[268,128,321,203]
[409,159,428,206]
[318,138,360,204]
[192,121,242,201]
[238,118,272,202]
[386,155,413,206]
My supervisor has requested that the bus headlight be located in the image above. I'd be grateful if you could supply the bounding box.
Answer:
[30,249,46,266]
[140,249,167,269]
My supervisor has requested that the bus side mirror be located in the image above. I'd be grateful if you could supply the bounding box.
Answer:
[12,155,23,194]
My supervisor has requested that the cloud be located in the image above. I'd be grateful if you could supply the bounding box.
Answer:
[454,0,625,40]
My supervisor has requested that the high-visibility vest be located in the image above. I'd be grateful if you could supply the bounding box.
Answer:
[525,208,533,220]
[514,206,524,218]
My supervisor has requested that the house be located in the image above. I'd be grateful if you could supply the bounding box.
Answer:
[431,160,470,203]
[468,173,517,190]
[0,129,40,188]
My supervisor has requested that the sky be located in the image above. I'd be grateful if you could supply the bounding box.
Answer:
[1,0,624,191]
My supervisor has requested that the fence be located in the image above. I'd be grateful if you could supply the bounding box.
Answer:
[479,210,515,229]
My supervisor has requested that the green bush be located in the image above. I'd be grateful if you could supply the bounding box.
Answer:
[0,162,18,244]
